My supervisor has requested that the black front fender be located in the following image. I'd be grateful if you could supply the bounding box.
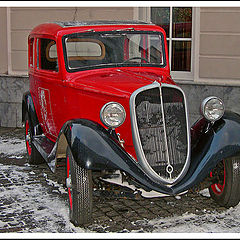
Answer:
[61,119,171,194]
[172,110,240,194]
[53,111,240,195]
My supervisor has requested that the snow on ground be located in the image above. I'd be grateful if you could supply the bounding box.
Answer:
[0,136,26,158]
[1,132,240,237]
[0,135,89,233]
[0,164,87,233]
[132,204,240,233]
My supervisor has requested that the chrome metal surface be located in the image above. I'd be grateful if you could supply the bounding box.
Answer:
[130,82,190,185]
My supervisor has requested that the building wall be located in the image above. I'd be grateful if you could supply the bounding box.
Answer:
[179,82,240,125]
[1,75,239,128]
[0,7,135,127]
[0,8,8,74]
[0,75,29,127]
[199,7,240,84]
[1,6,240,128]
[7,7,135,74]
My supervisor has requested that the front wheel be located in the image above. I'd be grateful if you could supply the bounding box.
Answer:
[66,147,93,226]
[209,156,240,207]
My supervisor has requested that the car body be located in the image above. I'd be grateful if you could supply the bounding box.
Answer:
[22,21,240,226]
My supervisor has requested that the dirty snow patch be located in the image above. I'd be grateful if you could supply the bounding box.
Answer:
[199,188,211,198]
[0,136,26,157]
[43,172,67,195]
[0,164,88,233]
[131,204,240,233]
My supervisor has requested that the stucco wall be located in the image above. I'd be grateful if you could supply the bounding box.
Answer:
[9,7,134,73]
[199,7,240,82]
[0,8,8,74]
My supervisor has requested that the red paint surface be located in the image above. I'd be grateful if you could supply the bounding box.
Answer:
[28,22,174,160]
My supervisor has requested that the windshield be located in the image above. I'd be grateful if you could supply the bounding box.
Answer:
[63,31,166,72]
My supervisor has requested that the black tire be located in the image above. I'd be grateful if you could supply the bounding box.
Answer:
[24,113,45,164]
[66,147,93,226]
[209,156,240,207]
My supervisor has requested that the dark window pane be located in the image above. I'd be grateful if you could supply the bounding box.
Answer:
[151,7,170,38]
[39,39,58,72]
[172,7,192,38]
[172,41,191,71]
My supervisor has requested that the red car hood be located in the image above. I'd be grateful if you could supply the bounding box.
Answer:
[66,68,175,98]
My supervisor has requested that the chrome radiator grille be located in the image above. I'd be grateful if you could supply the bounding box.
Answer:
[134,85,188,182]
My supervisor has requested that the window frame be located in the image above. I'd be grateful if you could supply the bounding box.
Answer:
[149,7,198,81]
[62,31,167,73]
[28,37,34,69]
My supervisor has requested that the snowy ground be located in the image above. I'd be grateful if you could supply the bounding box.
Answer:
[0,129,240,238]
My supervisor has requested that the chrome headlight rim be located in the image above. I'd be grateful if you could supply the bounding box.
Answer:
[100,102,126,129]
[200,96,225,122]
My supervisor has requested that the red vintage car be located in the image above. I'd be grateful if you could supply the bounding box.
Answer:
[22,21,240,226]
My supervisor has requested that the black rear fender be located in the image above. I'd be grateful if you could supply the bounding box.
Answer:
[22,91,40,131]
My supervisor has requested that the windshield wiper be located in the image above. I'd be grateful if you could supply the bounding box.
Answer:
[77,29,95,34]
[114,27,135,32]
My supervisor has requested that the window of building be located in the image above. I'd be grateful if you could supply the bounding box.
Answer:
[151,7,193,77]
[36,38,58,72]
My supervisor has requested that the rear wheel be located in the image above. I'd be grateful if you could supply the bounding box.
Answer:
[209,156,240,207]
[24,113,44,164]
[66,147,93,226]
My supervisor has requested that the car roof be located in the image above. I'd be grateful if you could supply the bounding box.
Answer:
[29,20,160,38]
[54,20,153,27]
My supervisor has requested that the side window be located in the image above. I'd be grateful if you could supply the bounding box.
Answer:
[28,38,34,68]
[36,38,58,72]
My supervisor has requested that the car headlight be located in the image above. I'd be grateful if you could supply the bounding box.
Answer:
[100,102,126,128]
[200,96,225,122]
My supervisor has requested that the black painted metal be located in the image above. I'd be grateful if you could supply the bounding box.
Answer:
[23,94,240,195]
[22,91,42,135]
[32,135,55,161]
[172,111,240,193]
[65,112,240,194]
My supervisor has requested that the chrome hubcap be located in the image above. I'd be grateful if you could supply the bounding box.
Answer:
[26,133,31,142]
[66,176,72,188]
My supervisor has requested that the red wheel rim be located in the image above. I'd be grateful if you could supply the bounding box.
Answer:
[25,120,32,156]
[210,161,226,195]
[67,155,73,210]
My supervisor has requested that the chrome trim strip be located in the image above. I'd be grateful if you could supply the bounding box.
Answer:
[159,85,172,179]
[129,81,191,186]
[161,83,191,185]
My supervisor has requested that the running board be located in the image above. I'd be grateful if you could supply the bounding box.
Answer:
[32,135,55,162]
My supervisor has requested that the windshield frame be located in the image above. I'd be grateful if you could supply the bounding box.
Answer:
[62,30,167,73]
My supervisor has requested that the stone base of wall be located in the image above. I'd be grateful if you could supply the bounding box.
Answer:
[178,82,240,126]
[1,75,240,128]
[0,75,29,127]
